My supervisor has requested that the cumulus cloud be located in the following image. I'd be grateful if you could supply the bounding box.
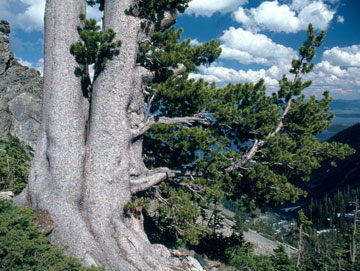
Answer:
[16,56,44,74]
[190,39,202,46]
[185,0,248,17]
[189,62,289,92]
[322,45,360,67]
[190,60,360,99]
[303,60,360,98]
[233,0,335,33]
[219,27,297,66]
[0,0,45,32]
[336,15,344,23]
[0,0,102,32]
[290,0,312,11]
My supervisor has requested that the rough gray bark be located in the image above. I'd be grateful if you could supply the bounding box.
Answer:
[15,0,184,270]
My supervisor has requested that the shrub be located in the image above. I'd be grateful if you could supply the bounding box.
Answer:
[0,199,103,270]
[0,136,32,194]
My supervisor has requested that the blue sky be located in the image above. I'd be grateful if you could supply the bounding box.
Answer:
[1,0,359,99]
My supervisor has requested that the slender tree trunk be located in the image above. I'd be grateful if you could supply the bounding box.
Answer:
[296,224,303,268]
[14,0,183,270]
[351,198,358,271]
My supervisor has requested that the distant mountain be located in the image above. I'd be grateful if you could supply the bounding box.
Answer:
[318,100,360,141]
[305,123,360,199]
[330,100,360,113]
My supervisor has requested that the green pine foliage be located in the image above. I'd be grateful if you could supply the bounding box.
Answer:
[0,199,104,271]
[86,0,104,11]
[0,136,32,195]
[136,0,191,18]
[139,24,354,246]
[306,187,360,232]
[75,3,355,263]
[70,15,121,84]
[271,245,296,271]
[228,244,275,271]
[86,0,191,17]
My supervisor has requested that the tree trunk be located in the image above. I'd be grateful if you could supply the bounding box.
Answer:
[14,0,183,270]
[296,224,302,268]
[351,198,358,271]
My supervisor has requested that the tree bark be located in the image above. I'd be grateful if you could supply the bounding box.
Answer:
[296,224,303,268]
[14,0,184,270]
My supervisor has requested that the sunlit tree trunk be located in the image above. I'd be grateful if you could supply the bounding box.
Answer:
[15,0,183,270]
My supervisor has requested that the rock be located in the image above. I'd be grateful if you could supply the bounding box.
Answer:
[152,244,172,258]
[83,253,99,267]
[183,256,204,271]
[34,209,54,235]
[0,20,10,34]
[0,20,12,75]
[0,191,14,200]
[0,20,43,148]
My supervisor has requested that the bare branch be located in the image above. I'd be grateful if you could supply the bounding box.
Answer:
[225,139,265,172]
[225,64,303,173]
[169,63,186,77]
[156,9,177,31]
[145,94,155,121]
[131,115,211,139]
[130,167,176,194]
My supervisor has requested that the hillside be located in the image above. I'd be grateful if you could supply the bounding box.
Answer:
[304,123,360,199]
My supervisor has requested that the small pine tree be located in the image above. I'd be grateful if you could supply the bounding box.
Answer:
[271,245,296,271]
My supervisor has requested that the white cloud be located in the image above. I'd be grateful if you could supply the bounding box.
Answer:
[87,4,103,21]
[190,38,202,46]
[16,56,44,74]
[35,58,44,74]
[190,61,360,99]
[290,0,312,11]
[322,45,360,67]
[0,0,102,32]
[87,3,103,29]
[315,60,346,77]
[336,15,344,23]
[0,0,45,32]
[189,62,288,92]
[185,0,248,17]
[219,27,297,66]
[304,61,360,98]
[17,58,33,68]
[297,1,335,30]
[233,1,335,33]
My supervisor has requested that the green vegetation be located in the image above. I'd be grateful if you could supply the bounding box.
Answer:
[0,199,103,271]
[0,135,32,194]
[138,23,354,247]
[70,14,121,93]
[86,0,191,17]
[1,1,357,269]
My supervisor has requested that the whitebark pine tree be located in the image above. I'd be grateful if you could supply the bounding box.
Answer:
[13,1,354,270]
[15,0,188,270]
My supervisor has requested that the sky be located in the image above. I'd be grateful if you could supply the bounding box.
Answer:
[1,0,359,99]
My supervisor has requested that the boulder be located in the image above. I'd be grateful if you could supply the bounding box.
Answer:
[0,191,14,200]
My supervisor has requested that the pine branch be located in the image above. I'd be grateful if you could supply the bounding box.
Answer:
[131,115,211,139]
[129,167,204,194]
[130,168,175,194]
[225,56,303,173]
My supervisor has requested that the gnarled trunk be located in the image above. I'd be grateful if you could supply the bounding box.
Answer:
[14,0,183,270]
